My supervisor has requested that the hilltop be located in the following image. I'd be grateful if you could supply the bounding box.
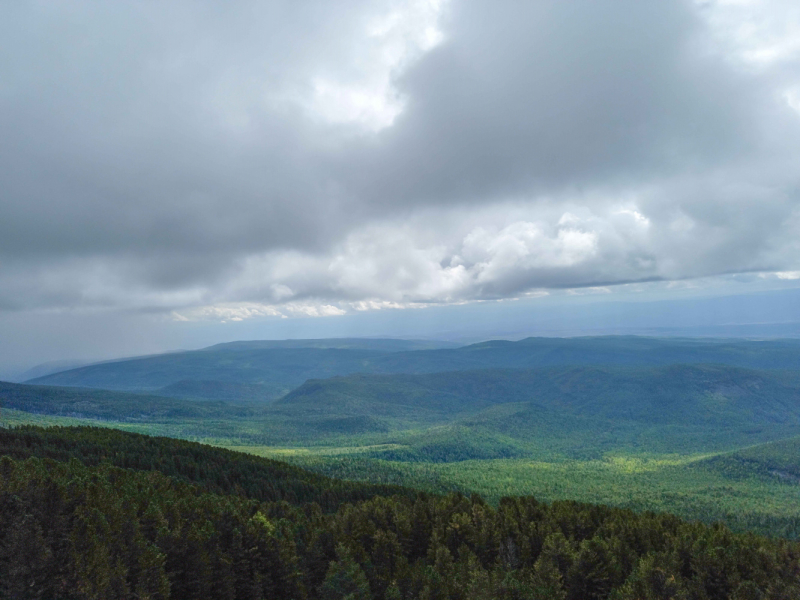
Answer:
[26,336,800,401]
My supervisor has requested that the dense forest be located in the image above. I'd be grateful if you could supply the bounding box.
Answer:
[27,336,800,399]
[0,426,412,511]
[0,381,257,421]
[6,337,800,597]
[2,425,800,599]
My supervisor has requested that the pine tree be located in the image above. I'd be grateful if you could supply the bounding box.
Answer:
[321,543,371,600]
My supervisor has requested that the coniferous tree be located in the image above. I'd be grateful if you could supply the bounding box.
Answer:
[321,543,371,600]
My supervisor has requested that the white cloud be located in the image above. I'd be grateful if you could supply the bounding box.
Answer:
[308,78,406,131]
[784,87,800,114]
[614,208,651,228]
[698,0,800,65]
[301,0,449,131]
[174,301,346,322]
[461,221,599,282]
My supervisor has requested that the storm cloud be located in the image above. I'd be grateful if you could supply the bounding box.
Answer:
[2,0,800,321]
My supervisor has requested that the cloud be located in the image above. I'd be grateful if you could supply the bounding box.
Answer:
[302,0,449,131]
[775,271,800,280]
[176,301,346,322]
[1,0,800,324]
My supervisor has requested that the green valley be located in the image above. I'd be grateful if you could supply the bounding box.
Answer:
[6,336,800,543]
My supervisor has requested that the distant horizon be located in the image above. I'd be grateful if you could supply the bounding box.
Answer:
[2,1,800,381]
[10,307,800,383]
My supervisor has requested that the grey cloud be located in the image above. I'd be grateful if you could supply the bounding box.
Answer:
[0,0,378,260]
[350,0,767,206]
[1,0,800,317]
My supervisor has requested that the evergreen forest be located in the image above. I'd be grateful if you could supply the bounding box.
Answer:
[4,336,800,598]
[2,426,800,599]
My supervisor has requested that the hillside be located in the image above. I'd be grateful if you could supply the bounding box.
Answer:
[0,380,255,420]
[26,347,394,398]
[370,335,800,372]
[275,364,800,452]
[27,336,800,400]
[694,436,800,483]
[11,362,800,452]
[0,425,410,510]
[155,379,276,402]
[2,425,800,599]
[8,359,800,541]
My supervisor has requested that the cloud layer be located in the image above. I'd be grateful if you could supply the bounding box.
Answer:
[2,0,800,321]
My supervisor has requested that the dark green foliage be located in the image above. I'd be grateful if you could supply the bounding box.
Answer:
[155,379,275,402]
[3,436,800,600]
[273,364,800,455]
[0,426,412,511]
[280,364,800,429]
[17,361,800,454]
[321,544,372,600]
[696,436,800,483]
[361,428,527,462]
[8,337,800,555]
[0,380,255,420]
[310,416,391,435]
[11,363,800,452]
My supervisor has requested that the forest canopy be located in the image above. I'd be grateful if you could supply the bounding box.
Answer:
[1,425,799,599]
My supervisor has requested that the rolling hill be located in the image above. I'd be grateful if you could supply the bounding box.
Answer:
[0,425,411,509]
[8,351,800,542]
[5,425,800,598]
[12,360,800,455]
[277,364,800,428]
[274,364,800,456]
[26,336,800,401]
[694,435,800,482]
[0,380,256,420]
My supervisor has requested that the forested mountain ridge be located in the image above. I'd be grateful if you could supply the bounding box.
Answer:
[0,380,256,420]
[8,362,800,451]
[278,363,800,426]
[2,424,800,599]
[693,435,800,483]
[155,379,276,402]
[26,347,390,397]
[7,336,800,565]
[26,336,800,400]
[0,426,411,510]
[272,364,800,454]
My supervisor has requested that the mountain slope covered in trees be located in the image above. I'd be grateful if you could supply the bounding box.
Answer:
[26,336,800,400]
[7,335,800,563]
[0,426,412,510]
[0,380,256,420]
[279,363,800,425]
[9,361,800,452]
[2,424,800,600]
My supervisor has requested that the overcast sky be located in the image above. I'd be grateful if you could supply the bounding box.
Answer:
[2,0,800,373]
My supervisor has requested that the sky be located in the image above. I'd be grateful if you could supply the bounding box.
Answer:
[2,0,800,376]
